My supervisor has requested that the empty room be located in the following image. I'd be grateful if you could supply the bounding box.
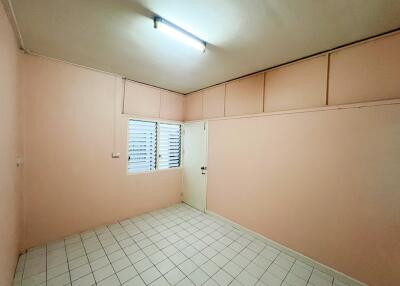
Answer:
[1,1,399,286]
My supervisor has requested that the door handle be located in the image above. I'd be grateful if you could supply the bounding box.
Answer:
[201,166,207,174]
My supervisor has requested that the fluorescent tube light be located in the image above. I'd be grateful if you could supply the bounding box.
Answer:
[154,17,206,52]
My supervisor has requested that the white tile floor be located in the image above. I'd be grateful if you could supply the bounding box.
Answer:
[13,203,349,286]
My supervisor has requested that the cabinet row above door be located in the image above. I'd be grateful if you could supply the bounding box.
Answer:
[184,31,400,121]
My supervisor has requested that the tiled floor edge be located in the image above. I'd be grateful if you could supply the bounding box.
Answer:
[21,203,183,253]
[205,209,368,286]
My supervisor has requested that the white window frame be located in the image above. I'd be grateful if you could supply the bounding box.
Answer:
[126,117,183,175]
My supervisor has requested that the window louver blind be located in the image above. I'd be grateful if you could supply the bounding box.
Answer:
[128,120,157,173]
[159,123,181,169]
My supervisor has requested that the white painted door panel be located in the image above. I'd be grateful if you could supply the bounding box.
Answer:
[183,122,207,211]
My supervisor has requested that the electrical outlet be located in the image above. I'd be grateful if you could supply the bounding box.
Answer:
[111,152,120,158]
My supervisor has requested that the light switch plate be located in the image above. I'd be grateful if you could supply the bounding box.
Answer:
[16,157,24,166]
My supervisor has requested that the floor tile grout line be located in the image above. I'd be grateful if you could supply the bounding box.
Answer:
[237,234,305,285]
[20,251,28,282]
[15,204,339,286]
[123,205,222,285]
[306,268,315,286]
[105,223,147,285]
[140,206,211,284]
[81,236,114,284]
[254,249,281,285]
[49,206,209,286]
[121,206,207,285]
[91,228,126,285]
[150,206,261,284]
[167,207,238,284]
[225,244,272,284]
[124,210,187,285]
[289,262,313,283]
[214,220,287,286]
[24,206,219,284]
[279,257,295,286]
[229,242,271,285]
[63,238,73,286]
[42,243,68,284]
[45,244,47,285]
[152,206,261,285]
[136,212,186,284]
[30,206,214,284]
[179,206,263,285]
[78,232,100,285]
[139,209,193,285]
[306,267,335,286]
[164,208,226,285]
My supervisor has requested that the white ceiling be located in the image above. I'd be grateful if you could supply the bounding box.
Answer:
[10,0,400,94]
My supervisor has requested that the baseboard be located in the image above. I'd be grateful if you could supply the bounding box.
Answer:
[205,209,368,286]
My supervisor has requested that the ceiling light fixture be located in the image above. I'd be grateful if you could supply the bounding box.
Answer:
[154,17,206,53]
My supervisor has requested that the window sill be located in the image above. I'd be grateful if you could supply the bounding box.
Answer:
[127,166,182,176]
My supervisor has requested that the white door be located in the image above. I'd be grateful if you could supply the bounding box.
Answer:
[183,121,207,211]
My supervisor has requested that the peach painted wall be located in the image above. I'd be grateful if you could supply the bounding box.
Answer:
[225,73,264,116]
[265,55,328,112]
[21,55,182,248]
[124,81,161,118]
[207,103,400,286]
[203,85,225,119]
[329,33,400,105]
[184,91,203,121]
[0,2,22,285]
[160,90,184,121]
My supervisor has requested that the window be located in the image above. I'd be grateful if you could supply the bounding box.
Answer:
[159,123,181,169]
[128,120,157,173]
[127,119,182,173]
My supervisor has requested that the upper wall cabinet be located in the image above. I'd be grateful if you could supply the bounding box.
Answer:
[225,73,264,116]
[124,81,184,121]
[265,56,327,112]
[203,85,225,118]
[184,91,203,121]
[124,81,161,118]
[329,33,400,105]
[160,91,184,121]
